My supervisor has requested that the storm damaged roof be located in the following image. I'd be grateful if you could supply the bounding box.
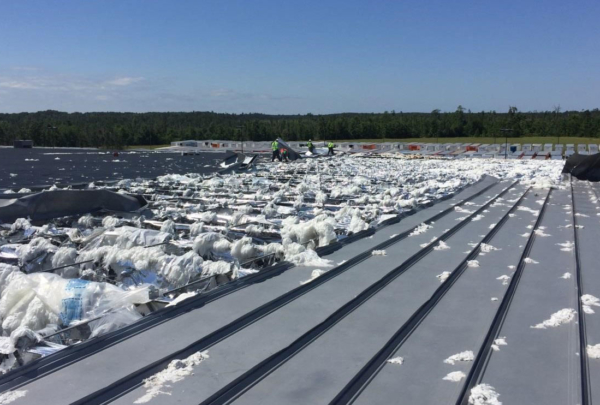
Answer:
[1,156,596,405]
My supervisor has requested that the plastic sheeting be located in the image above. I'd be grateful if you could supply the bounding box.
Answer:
[563,153,600,181]
[0,265,148,337]
[0,190,147,223]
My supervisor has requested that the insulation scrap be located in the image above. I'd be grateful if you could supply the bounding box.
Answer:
[134,351,210,404]
[468,383,502,405]
[387,356,404,365]
[588,344,600,359]
[443,371,466,382]
[300,269,326,285]
[0,390,27,404]
[531,308,577,329]
[444,350,474,365]
[582,294,600,315]
[434,241,450,251]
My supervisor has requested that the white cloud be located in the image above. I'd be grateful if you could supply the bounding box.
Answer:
[105,77,144,86]
[10,66,41,72]
[0,80,39,89]
[0,69,302,113]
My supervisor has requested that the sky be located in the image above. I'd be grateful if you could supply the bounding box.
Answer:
[0,0,599,114]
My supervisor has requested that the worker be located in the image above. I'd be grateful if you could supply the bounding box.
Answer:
[271,139,280,162]
[281,148,289,162]
[327,141,335,156]
[307,139,314,154]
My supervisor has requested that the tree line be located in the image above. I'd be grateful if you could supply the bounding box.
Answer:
[0,106,599,148]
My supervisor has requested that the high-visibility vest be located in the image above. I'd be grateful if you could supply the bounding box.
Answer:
[307,141,312,147]
[328,142,334,148]
[271,141,279,151]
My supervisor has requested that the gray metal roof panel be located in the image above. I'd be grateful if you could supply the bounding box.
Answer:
[209,185,526,405]
[6,177,502,405]
[352,188,545,405]
[476,186,581,405]
[110,181,519,405]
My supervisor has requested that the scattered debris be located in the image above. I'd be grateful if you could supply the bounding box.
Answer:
[409,223,432,237]
[491,337,507,352]
[534,229,551,237]
[436,271,451,283]
[531,308,577,329]
[468,383,502,405]
[588,344,600,359]
[387,356,404,365]
[496,275,511,285]
[300,269,327,285]
[480,243,499,253]
[443,371,466,382]
[582,294,600,314]
[556,241,574,252]
[166,292,197,307]
[134,351,210,403]
[434,241,450,251]
[0,390,27,404]
[444,350,474,365]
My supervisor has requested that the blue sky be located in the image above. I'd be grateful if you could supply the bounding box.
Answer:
[0,0,599,114]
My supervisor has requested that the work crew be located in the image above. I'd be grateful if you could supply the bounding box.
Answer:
[271,140,281,162]
[327,141,335,156]
[307,139,314,154]
[281,148,289,162]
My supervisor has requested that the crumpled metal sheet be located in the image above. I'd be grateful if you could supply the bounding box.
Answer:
[0,190,147,222]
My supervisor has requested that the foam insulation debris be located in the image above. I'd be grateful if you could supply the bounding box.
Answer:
[0,155,563,375]
[387,356,404,365]
[134,350,209,404]
[531,308,577,329]
[468,383,502,405]
[444,350,475,365]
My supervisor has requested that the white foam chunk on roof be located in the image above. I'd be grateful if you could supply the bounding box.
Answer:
[468,383,502,405]
[531,308,577,329]
[582,294,600,315]
[0,390,27,404]
[436,271,451,283]
[444,350,474,365]
[166,291,197,307]
[300,269,326,285]
[480,243,499,253]
[134,351,209,404]
[588,344,600,359]
[409,223,432,237]
[443,371,466,382]
[434,241,450,251]
[387,356,404,365]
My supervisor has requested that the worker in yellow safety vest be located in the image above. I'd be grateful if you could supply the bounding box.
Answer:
[307,139,314,154]
[327,141,335,156]
[271,140,281,162]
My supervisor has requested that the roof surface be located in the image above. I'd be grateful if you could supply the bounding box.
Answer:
[1,176,597,405]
